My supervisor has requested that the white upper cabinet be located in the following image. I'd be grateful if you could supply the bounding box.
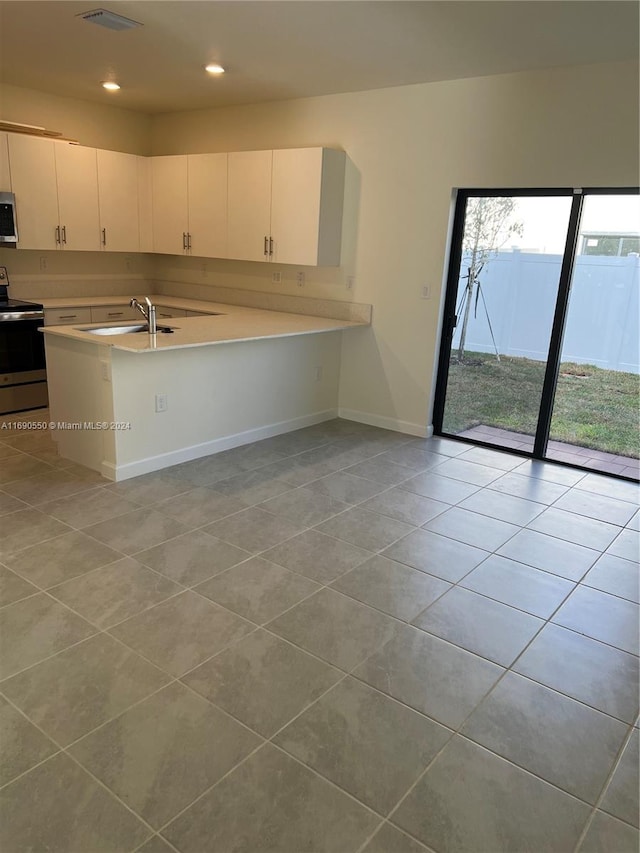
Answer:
[54,143,101,252]
[228,150,273,262]
[8,135,60,250]
[187,153,227,259]
[152,153,227,257]
[227,147,345,266]
[137,156,153,253]
[0,132,10,190]
[151,155,189,255]
[271,148,345,266]
[6,136,346,266]
[7,136,100,251]
[97,149,140,252]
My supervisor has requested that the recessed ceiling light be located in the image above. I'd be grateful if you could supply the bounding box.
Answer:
[205,63,225,75]
[102,81,121,90]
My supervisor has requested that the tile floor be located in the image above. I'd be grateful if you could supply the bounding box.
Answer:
[0,412,638,853]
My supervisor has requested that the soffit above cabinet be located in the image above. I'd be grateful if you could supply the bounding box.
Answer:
[0,1,636,113]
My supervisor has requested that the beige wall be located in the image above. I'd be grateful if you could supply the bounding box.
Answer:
[0,248,153,302]
[0,83,151,154]
[151,60,639,432]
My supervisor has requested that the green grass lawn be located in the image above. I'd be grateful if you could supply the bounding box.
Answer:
[442,351,640,458]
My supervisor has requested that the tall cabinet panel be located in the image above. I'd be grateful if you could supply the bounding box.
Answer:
[54,143,101,251]
[151,155,188,255]
[0,133,10,190]
[97,149,140,252]
[137,156,153,253]
[227,150,273,262]
[188,153,227,258]
[271,148,345,266]
[8,135,59,250]
[271,148,323,266]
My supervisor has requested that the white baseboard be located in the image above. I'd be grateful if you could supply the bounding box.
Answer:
[338,407,430,438]
[107,409,338,481]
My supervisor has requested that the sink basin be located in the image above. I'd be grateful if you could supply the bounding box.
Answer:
[81,323,174,336]
[84,323,147,335]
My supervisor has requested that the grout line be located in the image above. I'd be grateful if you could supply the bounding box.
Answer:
[3,424,639,852]
[0,622,101,684]
[0,691,161,850]
[572,723,639,852]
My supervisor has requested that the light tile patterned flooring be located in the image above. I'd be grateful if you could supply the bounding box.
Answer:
[0,411,638,853]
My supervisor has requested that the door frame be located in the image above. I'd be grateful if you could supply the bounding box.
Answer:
[432,186,640,481]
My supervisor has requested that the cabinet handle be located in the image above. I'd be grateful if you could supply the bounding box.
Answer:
[55,226,61,245]
[264,236,268,256]
[102,228,107,246]
[61,225,67,244]
[59,314,77,320]
[182,232,187,251]
[107,311,123,317]
[269,237,274,256]
[187,232,192,250]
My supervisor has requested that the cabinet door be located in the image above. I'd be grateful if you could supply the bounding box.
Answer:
[271,147,345,266]
[187,153,227,258]
[45,307,92,326]
[90,305,138,323]
[227,150,272,262]
[151,155,188,255]
[137,156,153,253]
[155,306,187,319]
[0,132,10,190]
[55,143,101,251]
[8,135,60,249]
[97,150,140,252]
[271,148,322,266]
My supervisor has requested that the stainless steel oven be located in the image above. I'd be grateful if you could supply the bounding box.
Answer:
[0,267,48,414]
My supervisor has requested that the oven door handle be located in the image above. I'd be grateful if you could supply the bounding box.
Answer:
[0,310,45,321]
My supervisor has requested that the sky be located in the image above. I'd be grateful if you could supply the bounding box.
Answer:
[491,193,640,255]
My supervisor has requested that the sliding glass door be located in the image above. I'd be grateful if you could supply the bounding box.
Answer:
[434,188,639,481]
[548,193,640,478]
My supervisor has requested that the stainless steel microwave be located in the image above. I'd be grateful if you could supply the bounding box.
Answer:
[0,192,18,247]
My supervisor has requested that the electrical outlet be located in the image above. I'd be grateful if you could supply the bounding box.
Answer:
[100,361,111,382]
[346,276,355,291]
[272,271,282,284]
[296,271,305,287]
[39,256,48,272]
[314,366,323,382]
[155,393,168,413]
[421,285,432,299]
[125,256,134,272]
[201,262,207,277]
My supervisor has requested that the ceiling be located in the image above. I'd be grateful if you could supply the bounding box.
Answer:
[0,1,637,114]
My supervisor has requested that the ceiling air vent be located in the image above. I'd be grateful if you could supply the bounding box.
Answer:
[77,9,142,31]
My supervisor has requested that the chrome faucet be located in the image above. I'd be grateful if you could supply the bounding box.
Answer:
[130,296,157,335]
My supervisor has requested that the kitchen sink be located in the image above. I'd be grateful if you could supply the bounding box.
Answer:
[81,323,175,336]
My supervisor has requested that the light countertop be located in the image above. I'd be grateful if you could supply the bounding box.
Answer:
[41,299,366,353]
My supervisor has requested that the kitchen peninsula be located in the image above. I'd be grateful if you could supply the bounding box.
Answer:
[42,298,368,481]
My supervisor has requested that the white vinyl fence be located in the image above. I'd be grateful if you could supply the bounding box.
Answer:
[452,250,640,373]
